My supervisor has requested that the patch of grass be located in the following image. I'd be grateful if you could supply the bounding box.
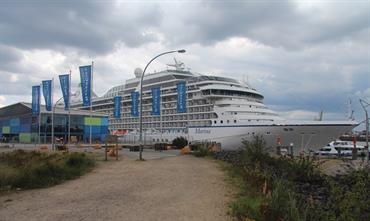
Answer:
[230,195,263,221]
[193,146,210,157]
[218,160,263,221]
[0,150,95,192]
[216,136,370,221]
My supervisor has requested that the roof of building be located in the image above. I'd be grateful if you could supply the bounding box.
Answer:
[0,102,107,118]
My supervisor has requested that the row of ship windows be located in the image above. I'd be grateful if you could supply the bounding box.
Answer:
[120,106,212,114]
[220,99,267,109]
[120,100,210,109]
[120,91,195,104]
[214,119,238,124]
[111,120,211,127]
[202,89,262,99]
[111,113,215,123]
[243,130,317,135]
[213,119,274,124]
[110,121,212,129]
[88,97,208,111]
[119,110,214,118]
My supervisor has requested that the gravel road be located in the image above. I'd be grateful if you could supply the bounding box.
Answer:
[0,154,233,221]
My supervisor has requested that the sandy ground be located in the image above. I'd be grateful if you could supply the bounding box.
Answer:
[0,154,233,221]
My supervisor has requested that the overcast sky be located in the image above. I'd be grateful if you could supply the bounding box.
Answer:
[0,0,369,127]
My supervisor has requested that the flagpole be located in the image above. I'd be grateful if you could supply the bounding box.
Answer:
[187,81,189,144]
[160,94,163,142]
[50,77,54,149]
[51,78,54,149]
[90,61,94,146]
[38,84,41,145]
[68,70,71,146]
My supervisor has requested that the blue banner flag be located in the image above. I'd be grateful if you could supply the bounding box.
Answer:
[131,91,139,117]
[59,74,70,110]
[151,87,161,116]
[177,81,187,113]
[114,96,122,119]
[79,65,92,107]
[42,80,52,111]
[32,85,40,115]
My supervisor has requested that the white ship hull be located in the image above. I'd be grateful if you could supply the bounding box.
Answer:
[122,120,357,152]
[189,121,356,151]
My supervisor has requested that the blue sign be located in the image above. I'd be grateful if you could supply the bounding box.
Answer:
[79,65,92,107]
[131,91,139,117]
[59,74,70,110]
[114,96,122,119]
[42,80,52,111]
[151,87,161,116]
[177,81,186,113]
[32,85,40,115]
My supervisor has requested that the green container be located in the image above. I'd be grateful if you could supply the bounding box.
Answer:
[2,126,10,134]
[19,133,31,142]
[84,117,102,126]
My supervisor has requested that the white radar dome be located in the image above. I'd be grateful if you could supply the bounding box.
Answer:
[134,68,143,78]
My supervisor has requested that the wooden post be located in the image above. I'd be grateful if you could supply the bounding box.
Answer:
[116,143,118,161]
[105,139,108,161]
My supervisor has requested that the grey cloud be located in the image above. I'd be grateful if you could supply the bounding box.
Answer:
[172,0,369,50]
[0,0,368,120]
[0,46,24,72]
[0,1,163,54]
[0,72,34,96]
[183,33,368,114]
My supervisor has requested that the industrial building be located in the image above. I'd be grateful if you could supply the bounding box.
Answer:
[0,102,108,144]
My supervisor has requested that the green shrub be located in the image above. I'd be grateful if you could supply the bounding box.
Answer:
[218,136,370,221]
[220,136,370,221]
[14,162,64,188]
[241,136,269,167]
[193,146,209,157]
[326,167,370,221]
[172,136,188,149]
[265,179,306,221]
[0,150,95,192]
[230,195,263,221]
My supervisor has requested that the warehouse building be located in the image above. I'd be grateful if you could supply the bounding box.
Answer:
[0,102,108,144]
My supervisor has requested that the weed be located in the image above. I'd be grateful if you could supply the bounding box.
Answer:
[193,146,210,157]
[0,150,95,192]
[216,136,370,221]
[230,195,263,221]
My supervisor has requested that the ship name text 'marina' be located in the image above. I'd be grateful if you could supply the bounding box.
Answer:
[195,128,211,134]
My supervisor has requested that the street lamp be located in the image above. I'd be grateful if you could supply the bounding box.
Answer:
[138,49,186,160]
[359,99,369,162]
[51,96,64,150]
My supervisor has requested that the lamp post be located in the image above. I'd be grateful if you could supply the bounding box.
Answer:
[359,99,369,162]
[51,96,64,150]
[138,49,186,160]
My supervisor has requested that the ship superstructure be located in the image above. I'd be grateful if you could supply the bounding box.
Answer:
[72,60,358,151]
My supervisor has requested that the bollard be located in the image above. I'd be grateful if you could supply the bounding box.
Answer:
[352,145,358,160]
[352,136,357,160]
[289,143,294,158]
[276,146,281,155]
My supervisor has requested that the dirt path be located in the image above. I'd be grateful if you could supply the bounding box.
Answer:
[0,155,233,221]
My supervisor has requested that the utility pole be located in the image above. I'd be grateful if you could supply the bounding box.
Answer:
[359,99,369,162]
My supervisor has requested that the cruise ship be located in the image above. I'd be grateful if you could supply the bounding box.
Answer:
[72,60,358,151]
